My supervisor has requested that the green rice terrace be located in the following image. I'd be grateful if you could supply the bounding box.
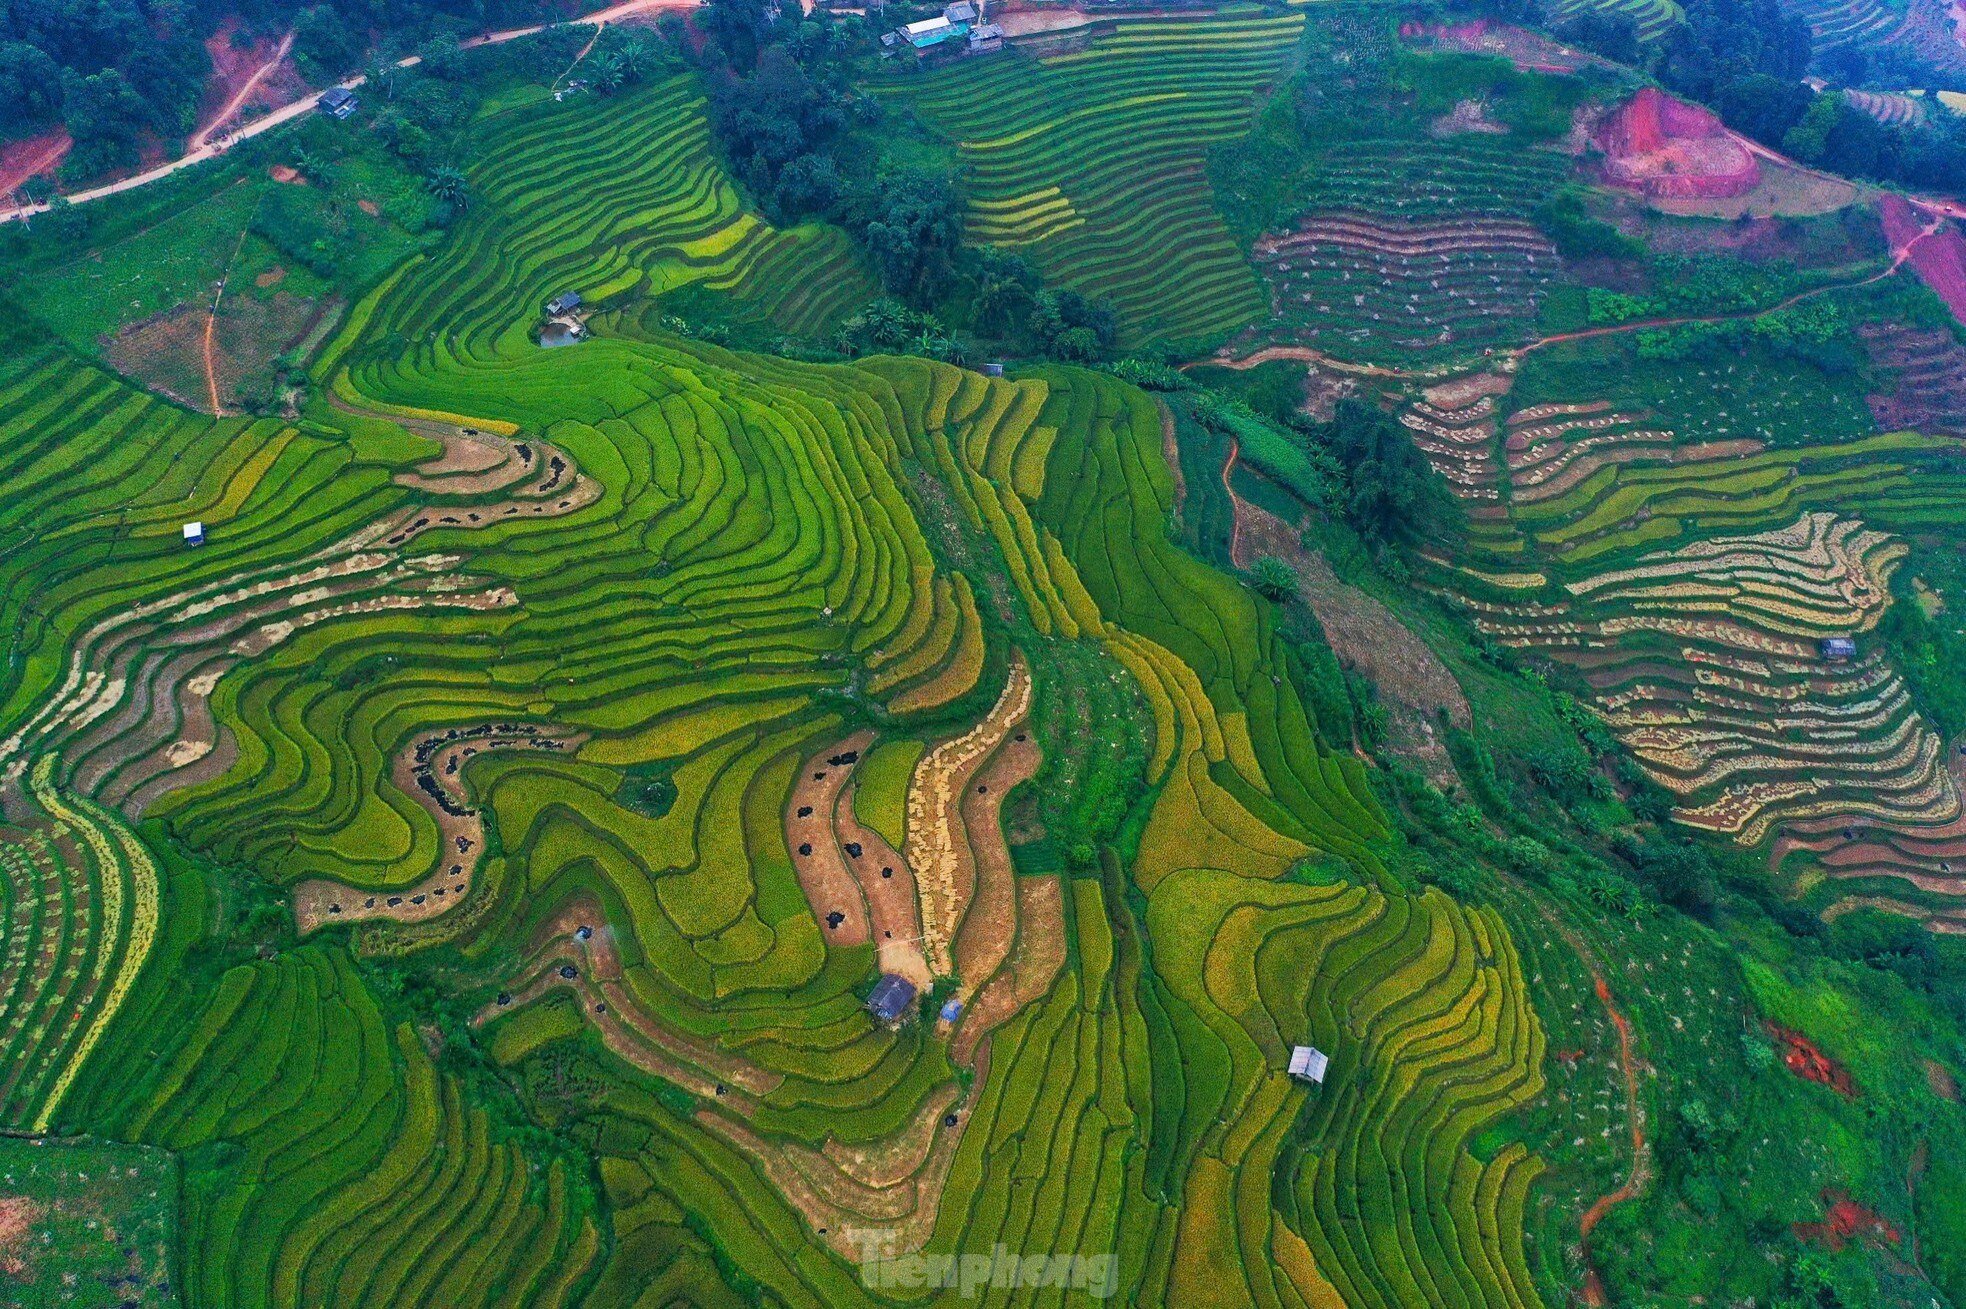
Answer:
[2,3,1966,1308]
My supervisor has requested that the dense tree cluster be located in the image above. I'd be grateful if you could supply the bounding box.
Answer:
[2,0,208,177]
[692,0,972,308]
[1314,398,1461,546]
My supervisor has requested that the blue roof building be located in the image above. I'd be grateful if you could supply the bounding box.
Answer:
[867,973,918,1022]
[902,16,969,48]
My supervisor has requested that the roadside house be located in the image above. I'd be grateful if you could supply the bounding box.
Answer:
[319,87,359,120]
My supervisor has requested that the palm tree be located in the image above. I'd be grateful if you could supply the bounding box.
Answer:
[363,60,396,102]
[425,166,468,211]
[1250,557,1297,603]
[617,35,654,82]
[589,53,626,94]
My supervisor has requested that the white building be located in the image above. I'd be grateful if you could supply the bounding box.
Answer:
[1288,1045,1329,1084]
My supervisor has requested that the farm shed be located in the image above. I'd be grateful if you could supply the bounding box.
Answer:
[901,16,968,49]
[182,521,205,546]
[1288,1046,1329,1084]
[943,2,978,21]
[969,24,1004,51]
[319,87,359,119]
[545,291,583,317]
[1819,636,1857,662]
[867,973,918,1022]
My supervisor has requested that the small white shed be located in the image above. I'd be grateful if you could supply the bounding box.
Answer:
[1288,1045,1329,1084]
[182,521,205,546]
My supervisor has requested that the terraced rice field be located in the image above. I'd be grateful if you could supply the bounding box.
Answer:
[1780,0,1909,56]
[0,47,1583,1299]
[1415,348,1966,927]
[1552,0,1686,40]
[1251,212,1558,360]
[1226,139,1570,364]
[1293,138,1572,223]
[368,74,878,356]
[1860,321,1966,432]
[1843,88,1932,127]
[873,12,1305,346]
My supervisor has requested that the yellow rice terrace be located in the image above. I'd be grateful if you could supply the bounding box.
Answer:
[2,1,1965,1306]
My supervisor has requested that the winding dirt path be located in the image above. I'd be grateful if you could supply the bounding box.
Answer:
[190,31,296,152]
[203,214,258,415]
[1222,435,1244,565]
[1192,343,1427,381]
[1575,966,1649,1307]
[1519,215,1941,360]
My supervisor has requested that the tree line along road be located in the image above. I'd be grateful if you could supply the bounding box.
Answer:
[0,0,699,227]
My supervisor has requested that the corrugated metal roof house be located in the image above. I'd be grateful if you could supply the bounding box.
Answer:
[1288,1045,1329,1084]
[867,973,918,1022]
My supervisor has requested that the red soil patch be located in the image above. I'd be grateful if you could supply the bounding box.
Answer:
[1926,1059,1959,1101]
[1400,18,1590,73]
[1592,87,1760,200]
[358,198,380,216]
[0,1196,39,1276]
[1766,1021,1858,1098]
[1884,194,1966,327]
[1793,1190,1901,1251]
[255,265,286,288]
[0,129,71,198]
[196,22,304,148]
[268,164,303,184]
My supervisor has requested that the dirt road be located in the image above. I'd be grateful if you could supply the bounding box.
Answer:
[190,31,297,153]
[0,0,697,226]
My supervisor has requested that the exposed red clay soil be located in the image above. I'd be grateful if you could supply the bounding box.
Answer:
[1926,1059,1959,1101]
[1578,969,1649,1308]
[0,1196,39,1276]
[1793,1190,1901,1251]
[1885,193,1966,326]
[1592,87,1759,200]
[267,164,304,184]
[254,265,286,288]
[194,23,303,151]
[1767,1021,1858,1098]
[358,198,380,216]
[1400,18,1591,73]
[0,130,70,198]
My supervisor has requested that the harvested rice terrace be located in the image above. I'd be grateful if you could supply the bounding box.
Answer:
[1860,321,1966,432]
[1246,212,1557,362]
[1780,0,1909,53]
[1843,88,1932,127]
[1552,0,1686,40]
[1291,138,1572,222]
[873,12,1304,345]
[1425,354,1966,920]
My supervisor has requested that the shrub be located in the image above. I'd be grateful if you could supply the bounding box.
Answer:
[1249,557,1297,602]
